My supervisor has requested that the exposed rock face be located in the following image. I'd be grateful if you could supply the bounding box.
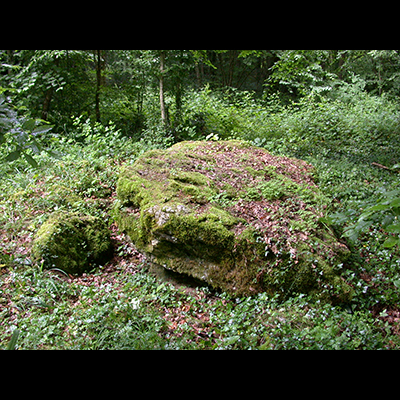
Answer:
[115,140,353,302]
[33,212,113,275]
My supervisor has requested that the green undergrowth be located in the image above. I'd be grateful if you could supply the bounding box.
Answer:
[0,264,395,350]
[1,92,400,350]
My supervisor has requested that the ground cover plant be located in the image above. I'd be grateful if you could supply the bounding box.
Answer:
[1,91,400,350]
[1,50,400,350]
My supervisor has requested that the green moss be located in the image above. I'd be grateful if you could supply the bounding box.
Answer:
[244,166,267,178]
[32,212,113,275]
[169,170,213,186]
[243,175,295,202]
[221,184,237,200]
[117,150,221,208]
[117,172,152,207]
[169,180,215,205]
[115,140,353,301]
[164,213,234,250]
[260,233,353,303]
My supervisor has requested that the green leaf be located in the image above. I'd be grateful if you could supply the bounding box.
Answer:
[382,215,395,228]
[222,336,241,347]
[366,204,390,213]
[383,236,400,248]
[6,330,20,350]
[381,189,400,198]
[358,220,374,231]
[24,153,39,168]
[327,212,350,225]
[385,223,400,234]
[390,198,400,208]
[47,150,63,160]
[22,118,36,132]
[379,309,389,318]
[6,150,22,162]
[32,125,54,135]
[343,228,359,242]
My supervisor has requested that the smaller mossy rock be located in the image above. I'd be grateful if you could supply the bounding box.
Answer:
[115,140,353,302]
[33,213,113,275]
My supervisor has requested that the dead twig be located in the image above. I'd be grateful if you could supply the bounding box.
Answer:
[371,162,396,172]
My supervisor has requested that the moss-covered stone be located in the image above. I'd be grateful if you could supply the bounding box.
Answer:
[115,140,353,302]
[33,212,113,275]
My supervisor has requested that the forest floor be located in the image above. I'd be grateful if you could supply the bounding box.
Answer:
[1,126,400,350]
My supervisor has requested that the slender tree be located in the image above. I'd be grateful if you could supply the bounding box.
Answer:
[94,50,104,123]
[41,54,59,121]
[159,50,168,126]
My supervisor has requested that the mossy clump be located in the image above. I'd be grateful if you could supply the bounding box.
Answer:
[33,212,113,275]
[115,140,353,302]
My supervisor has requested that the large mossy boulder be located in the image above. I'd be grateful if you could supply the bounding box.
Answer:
[33,213,113,275]
[115,140,353,302]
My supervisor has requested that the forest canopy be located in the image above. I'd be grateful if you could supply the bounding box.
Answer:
[2,50,400,132]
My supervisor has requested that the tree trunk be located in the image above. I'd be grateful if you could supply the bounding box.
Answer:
[217,52,227,87]
[159,51,168,126]
[95,50,103,123]
[41,54,59,121]
[378,56,383,96]
[195,62,202,88]
[6,50,14,75]
[41,87,54,121]
[227,50,238,87]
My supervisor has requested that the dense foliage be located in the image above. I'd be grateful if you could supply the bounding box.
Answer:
[1,50,400,350]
